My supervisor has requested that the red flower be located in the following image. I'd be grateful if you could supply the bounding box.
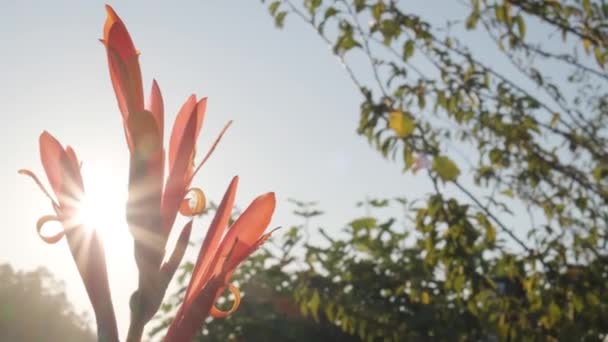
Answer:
[19,132,119,342]
[165,176,277,342]
[102,4,231,333]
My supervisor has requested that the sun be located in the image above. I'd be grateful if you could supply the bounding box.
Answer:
[76,162,130,246]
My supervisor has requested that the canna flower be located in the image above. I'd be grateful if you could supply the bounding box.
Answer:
[19,132,119,342]
[165,176,276,342]
[101,5,230,336]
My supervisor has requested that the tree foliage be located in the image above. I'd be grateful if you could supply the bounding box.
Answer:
[0,264,96,342]
[155,0,608,341]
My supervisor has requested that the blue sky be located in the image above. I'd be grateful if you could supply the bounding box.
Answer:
[2,0,550,339]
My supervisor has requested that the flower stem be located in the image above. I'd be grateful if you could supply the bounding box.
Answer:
[126,319,145,342]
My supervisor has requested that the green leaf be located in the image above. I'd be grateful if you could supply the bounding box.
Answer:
[592,163,608,181]
[403,40,415,60]
[350,217,377,230]
[372,2,384,20]
[515,15,526,40]
[485,225,496,244]
[594,46,605,67]
[432,156,460,182]
[324,7,338,19]
[269,1,280,15]
[465,13,479,30]
[495,5,504,22]
[500,189,514,198]
[309,290,321,322]
[404,148,415,171]
[334,32,361,54]
[354,0,366,12]
[275,11,287,28]
[583,0,592,16]
[305,0,322,14]
[389,111,415,138]
[550,113,560,128]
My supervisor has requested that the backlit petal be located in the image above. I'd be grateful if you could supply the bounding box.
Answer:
[209,283,241,318]
[179,188,207,216]
[161,109,198,234]
[168,95,196,172]
[36,215,64,244]
[213,192,276,275]
[103,5,144,118]
[183,176,239,306]
[147,79,164,143]
[39,131,66,196]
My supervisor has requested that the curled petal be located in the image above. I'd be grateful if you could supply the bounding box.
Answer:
[18,169,58,207]
[210,283,241,318]
[36,215,65,244]
[179,188,206,216]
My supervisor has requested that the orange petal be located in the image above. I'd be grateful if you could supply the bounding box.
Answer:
[221,231,276,284]
[147,79,164,143]
[39,132,67,196]
[65,146,84,190]
[210,283,241,318]
[161,108,198,234]
[194,97,207,139]
[65,225,119,342]
[106,40,129,118]
[179,188,207,216]
[36,215,65,244]
[104,5,138,61]
[161,220,193,284]
[218,192,276,261]
[18,169,58,207]
[168,95,197,172]
[165,276,225,342]
[183,98,207,181]
[103,5,144,118]
[183,176,239,307]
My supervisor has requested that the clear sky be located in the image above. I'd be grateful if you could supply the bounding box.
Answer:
[0,0,519,339]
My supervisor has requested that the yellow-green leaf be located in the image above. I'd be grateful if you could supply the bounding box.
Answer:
[583,38,592,53]
[420,291,431,304]
[389,111,415,138]
[594,47,605,67]
[550,113,560,128]
[583,0,592,16]
[432,155,460,181]
[403,40,415,60]
[516,15,526,39]
[500,189,514,198]
[309,290,321,322]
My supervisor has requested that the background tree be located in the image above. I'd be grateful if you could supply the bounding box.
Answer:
[0,264,96,342]
[154,0,608,341]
